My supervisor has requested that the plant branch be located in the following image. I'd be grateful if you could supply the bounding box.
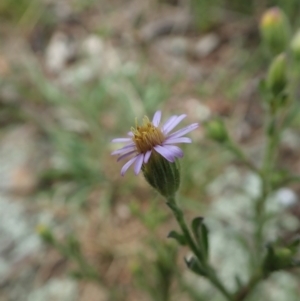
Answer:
[225,138,260,174]
[167,195,234,301]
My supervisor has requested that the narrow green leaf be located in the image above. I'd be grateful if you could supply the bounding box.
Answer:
[191,217,209,259]
[184,256,207,277]
[168,230,186,246]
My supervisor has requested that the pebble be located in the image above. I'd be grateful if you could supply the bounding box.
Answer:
[0,194,41,281]
[81,35,104,57]
[0,126,40,195]
[155,37,189,57]
[194,33,220,58]
[45,32,76,74]
[27,278,78,301]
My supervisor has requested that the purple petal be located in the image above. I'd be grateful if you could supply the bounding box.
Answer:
[121,156,138,176]
[162,116,177,133]
[164,137,192,144]
[127,132,134,137]
[111,143,135,156]
[112,137,133,143]
[163,114,186,134]
[117,150,136,161]
[134,154,144,175]
[144,150,152,163]
[152,111,162,127]
[163,145,183,158]
[154,145,175,162]
[167,123,199,139]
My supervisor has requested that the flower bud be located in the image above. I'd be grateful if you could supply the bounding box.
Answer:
[260,7,290,56]
[204,119,228,143]
[274,248,293,269]
[142,152,180,198]
[266,53,287,95]
[263,243,298,274]
[291,29,300,60]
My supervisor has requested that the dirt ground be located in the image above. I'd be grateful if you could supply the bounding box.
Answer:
[0,1,300,301]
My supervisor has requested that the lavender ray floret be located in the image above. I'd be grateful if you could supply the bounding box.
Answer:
[167,123,199,139]
[112,137,133,143]
[121,156,138,176]
[162,116,177,133]
[111,144,135,156]
[163,114,186,134]
[152,111,162,127]
[163,145,183,158]
[117,150,136,162]
[134,154,144,175]
[144,150,152,163]
[164,137,192,144]
[154,145,175,162]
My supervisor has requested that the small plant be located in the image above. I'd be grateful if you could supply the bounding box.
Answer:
[110,7,300,301]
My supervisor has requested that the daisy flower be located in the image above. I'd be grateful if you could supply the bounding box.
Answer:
[111,111,198,176]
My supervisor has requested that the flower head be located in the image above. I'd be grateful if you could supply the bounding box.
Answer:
[111,111,198,176]
[260,7,290,56]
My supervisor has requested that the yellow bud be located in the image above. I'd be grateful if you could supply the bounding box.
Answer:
[260,7,290,56]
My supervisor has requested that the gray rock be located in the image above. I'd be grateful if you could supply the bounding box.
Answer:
[0,194,41,281]
[155,37,189,57]
[0,126,41,194]
[205,167,299,291]
[45,32,76,74]
[58,42,121,87]
[81,35,104,58]
[27,278,78,301]
[139,12,193,42]
[194,33,220,58]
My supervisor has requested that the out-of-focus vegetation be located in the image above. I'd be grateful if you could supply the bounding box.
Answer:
[1,1,300,301]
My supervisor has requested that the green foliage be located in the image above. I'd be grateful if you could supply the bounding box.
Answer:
[134,242,178,301]
[190,0,300,31]
[2,1,300,301]
[0,0,35,21]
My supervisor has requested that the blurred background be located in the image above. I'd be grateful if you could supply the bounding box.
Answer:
[0,0,300,300]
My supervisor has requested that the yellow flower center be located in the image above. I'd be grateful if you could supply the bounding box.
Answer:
[131,116,165,153]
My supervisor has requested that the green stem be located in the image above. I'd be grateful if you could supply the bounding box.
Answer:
[255,114,280,252]
[279,174,300,186]
[225,138,259,174]
[233,271,263,301]
[167,195,234,301]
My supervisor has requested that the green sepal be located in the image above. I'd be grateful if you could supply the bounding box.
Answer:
[168,230,187,246]
[191,217,209,260]
[185,256,207,277]
[142,152,180,198]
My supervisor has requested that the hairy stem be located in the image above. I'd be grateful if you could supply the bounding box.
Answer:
[167,195,234,301]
